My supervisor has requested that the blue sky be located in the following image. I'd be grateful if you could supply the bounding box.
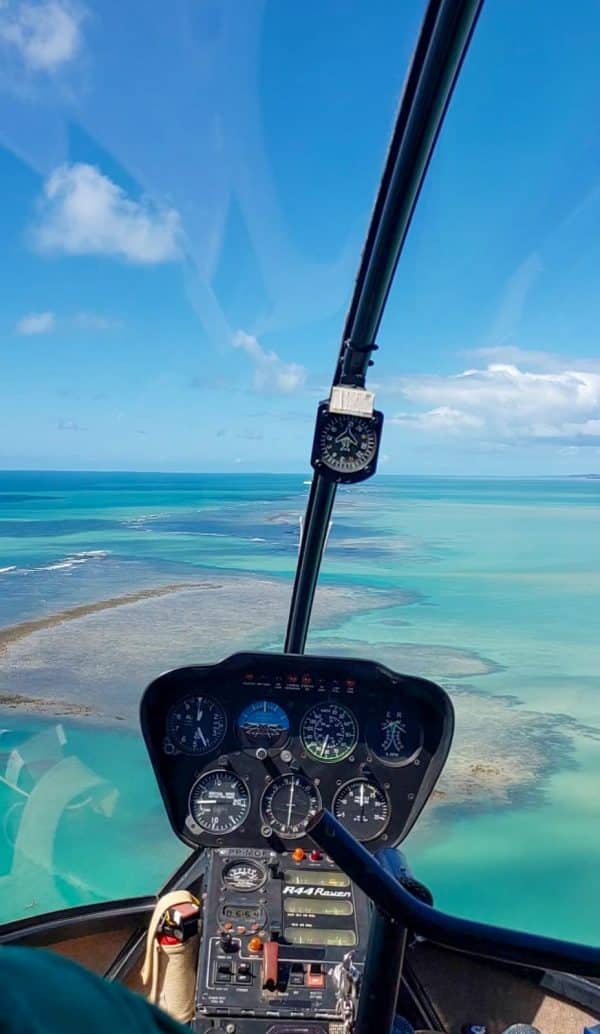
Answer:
[1,0,600,474]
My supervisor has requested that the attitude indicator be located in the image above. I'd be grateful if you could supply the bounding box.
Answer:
[237,699,289,750]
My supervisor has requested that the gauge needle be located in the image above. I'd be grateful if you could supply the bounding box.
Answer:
[286,778,295,826]
[359,782,365,821]
[320,734,329,757]
[195,717,207,747]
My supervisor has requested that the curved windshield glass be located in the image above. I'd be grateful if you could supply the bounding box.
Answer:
[309,0,600,943]
[1,0,599,950]
[0,1,424,923]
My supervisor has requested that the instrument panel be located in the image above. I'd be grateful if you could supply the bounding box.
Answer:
[140,651,453,852]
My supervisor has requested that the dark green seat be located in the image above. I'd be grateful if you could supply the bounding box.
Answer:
[0,946,188,1033]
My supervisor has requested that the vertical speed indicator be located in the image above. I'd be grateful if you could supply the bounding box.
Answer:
[333,779,390,842]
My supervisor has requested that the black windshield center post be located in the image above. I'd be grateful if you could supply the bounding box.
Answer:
[284,0,484,656]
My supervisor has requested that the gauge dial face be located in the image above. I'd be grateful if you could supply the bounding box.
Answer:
[222,858,267,891]
[333,779,390,842]
[301,702,358,763]
[319,414,378,474]
[260,773,321,839]
[189,769,250,835]
[166,694,226,755]
[366,707,423,766]
[237,699,289,750]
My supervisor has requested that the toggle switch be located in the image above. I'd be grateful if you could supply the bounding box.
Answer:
[306,963,325,989]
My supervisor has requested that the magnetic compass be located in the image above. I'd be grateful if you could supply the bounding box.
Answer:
[311,402,383,484]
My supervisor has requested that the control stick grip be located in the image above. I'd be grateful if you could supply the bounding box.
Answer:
[262,940,279,990]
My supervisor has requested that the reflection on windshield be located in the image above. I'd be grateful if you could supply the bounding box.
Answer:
[0,717,185,923]
[1,722,114,918]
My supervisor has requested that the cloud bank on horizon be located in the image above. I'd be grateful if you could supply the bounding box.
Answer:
[390,351,600,448]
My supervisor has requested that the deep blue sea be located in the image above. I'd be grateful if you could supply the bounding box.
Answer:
[1,471,599,942]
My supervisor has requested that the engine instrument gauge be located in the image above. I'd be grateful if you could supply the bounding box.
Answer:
[366,707,423,766]
[237,700,289,750]
[260,773,321,838]
[332,779,390,842]
[189,769,250,835]
[166,694,226,756]
[300,702,358,763]
[222,858,267,891]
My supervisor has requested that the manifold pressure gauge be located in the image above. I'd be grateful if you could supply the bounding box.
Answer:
[311,401,383,484]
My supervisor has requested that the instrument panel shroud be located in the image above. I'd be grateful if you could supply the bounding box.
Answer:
[140,651,453,852]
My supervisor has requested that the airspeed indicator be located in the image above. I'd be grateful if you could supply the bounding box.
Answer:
[301,702,358,763]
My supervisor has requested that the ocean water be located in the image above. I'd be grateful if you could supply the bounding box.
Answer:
[0,471,599,942]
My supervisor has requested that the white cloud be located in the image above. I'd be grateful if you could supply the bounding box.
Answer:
[57,417,85,431]
[390,361,600,446]
[72,311,118,331]
[393,406,483,432]
[16,310,56,334]
[31,163,182,264]
[0,0,82,71]
[468,345,600,374]
[15,309,117,334]
[233,330,306,394]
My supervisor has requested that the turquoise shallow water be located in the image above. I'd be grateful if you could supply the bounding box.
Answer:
[0,471,599,941]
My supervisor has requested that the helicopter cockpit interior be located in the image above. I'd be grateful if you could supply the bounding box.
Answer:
[1,0,600,1033]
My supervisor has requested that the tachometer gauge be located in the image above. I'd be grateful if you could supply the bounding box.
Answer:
[237,700,289,750]
[333,779,390,842]
[300,702,358,763]
[366,707,423,766]
[189,770,250,834]
[166,694,226,755]
[222,858,267,891]
[260,773,321,838]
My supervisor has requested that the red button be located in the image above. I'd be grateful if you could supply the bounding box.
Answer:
[309,849,322,862]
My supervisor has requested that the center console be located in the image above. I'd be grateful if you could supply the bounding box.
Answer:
[194,846,370,1033]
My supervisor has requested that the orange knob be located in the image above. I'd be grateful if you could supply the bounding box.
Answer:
[248,936,263,953]
[292,848,305,862]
